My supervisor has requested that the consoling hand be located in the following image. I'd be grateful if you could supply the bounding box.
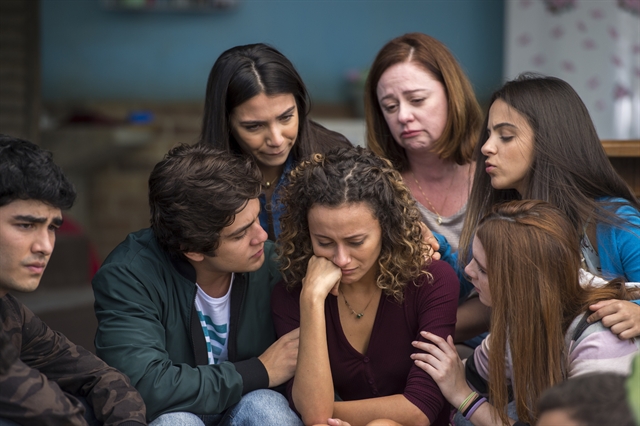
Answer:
[588,299,640,340]
[418,222,441,261]
[302,255,343,298]
[321,419,402,426]
[323,419,351,426]
[258,327,299,388]
[410,331,471,408]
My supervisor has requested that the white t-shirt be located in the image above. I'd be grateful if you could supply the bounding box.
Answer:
[579,268,640,289]
[195,274,233,365]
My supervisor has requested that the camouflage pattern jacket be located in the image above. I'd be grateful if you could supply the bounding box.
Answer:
[0,294,147,425]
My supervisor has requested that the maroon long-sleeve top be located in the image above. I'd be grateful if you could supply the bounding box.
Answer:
[271,259,460,426]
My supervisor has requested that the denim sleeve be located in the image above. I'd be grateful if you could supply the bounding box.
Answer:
[433,232,474,304]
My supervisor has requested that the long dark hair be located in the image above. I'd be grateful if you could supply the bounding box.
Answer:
[200,43,349,161]
[460,74,639,272]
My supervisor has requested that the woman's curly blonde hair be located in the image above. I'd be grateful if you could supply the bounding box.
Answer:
[277,146,432,302]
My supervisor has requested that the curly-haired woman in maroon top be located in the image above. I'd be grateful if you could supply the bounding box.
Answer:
[271,146,459,426]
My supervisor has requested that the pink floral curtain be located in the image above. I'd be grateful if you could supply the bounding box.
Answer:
[505,0,640,139]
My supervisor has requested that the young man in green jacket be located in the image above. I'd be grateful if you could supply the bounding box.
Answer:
[0,135,147,425]
[92,143,301,425]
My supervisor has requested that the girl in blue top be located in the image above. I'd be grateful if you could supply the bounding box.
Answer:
[457,74,640,340]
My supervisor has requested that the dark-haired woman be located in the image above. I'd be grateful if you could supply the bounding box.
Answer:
[456,74,640,340]
[201,43,351,240]
[271,147,459,426]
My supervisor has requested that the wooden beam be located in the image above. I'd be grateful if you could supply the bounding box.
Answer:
[601,140,640,158]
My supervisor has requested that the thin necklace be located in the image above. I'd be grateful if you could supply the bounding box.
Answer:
[411,170,443,225]
[339,288,377,319]
[262,174,279,189]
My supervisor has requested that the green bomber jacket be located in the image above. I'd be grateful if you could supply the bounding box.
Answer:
[92,228,281,421]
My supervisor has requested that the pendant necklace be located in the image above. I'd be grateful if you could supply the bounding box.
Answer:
[339,288,377,319]
[262,174,279,189]
[411,171,444,225]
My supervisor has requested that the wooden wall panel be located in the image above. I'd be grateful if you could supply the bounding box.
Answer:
[602,140,640,198]
[0,0,40,142]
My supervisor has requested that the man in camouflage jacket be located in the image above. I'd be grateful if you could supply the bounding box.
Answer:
[0,135,147,425]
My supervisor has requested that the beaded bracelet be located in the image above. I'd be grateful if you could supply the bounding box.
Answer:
[464,396,487,420]
[458,391,477,413]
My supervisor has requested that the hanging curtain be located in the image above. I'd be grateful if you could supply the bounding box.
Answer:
[504,0,640,139]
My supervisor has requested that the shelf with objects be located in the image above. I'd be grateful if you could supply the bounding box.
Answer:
[602,140,640,196]
[102,0,238,12]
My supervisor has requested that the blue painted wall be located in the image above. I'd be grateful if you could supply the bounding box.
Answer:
[41,0,504,104]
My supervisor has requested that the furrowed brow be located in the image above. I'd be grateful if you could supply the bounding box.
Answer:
[491,122,517,131]
[473,256,487,271]
[239,119,265,126]
[277,106,296,119]
[226,219,254,238]
[13,215,47,224]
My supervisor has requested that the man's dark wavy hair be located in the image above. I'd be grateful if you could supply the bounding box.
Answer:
[149,142,262,258]
[537,373,635,426]
[0,134,76,209]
